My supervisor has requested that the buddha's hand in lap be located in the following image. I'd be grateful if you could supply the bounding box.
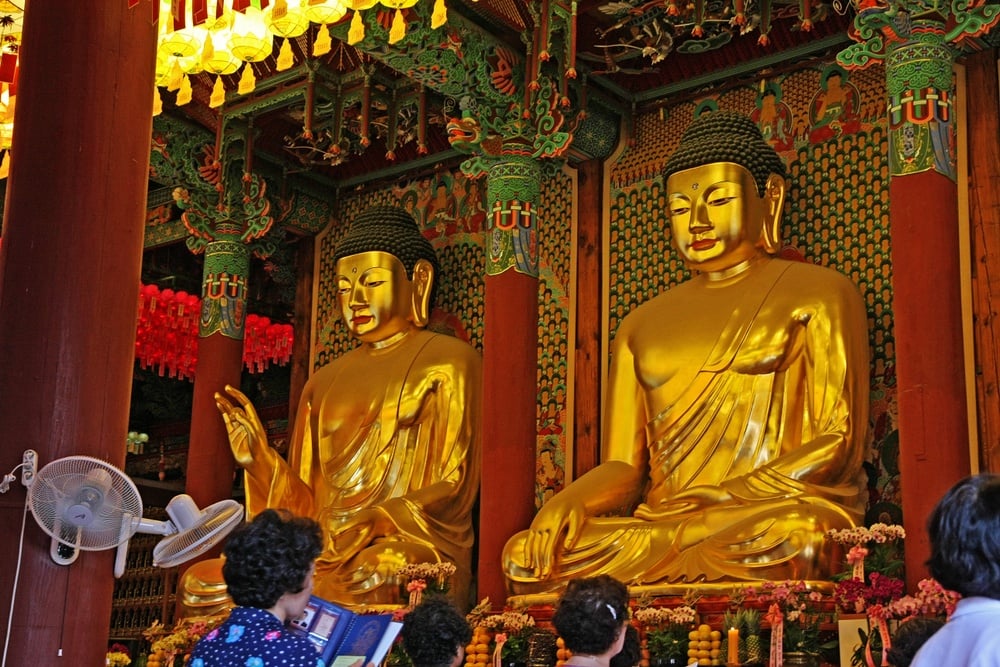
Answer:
[214,384,276,474]
[522,493,589,579]
[329,506,395,562]
[633,485,735,520]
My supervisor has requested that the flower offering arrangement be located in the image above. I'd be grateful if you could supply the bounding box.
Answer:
[633,604,698,664]
[396,561,458,607]
[825,523,909,667]
[106,642,132,667]
[745,580,831,665]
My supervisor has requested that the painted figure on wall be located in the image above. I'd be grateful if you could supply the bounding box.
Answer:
[503,111,870,594]
[809,65,861,142]
[752,82,794,152]
[214,205,483,607]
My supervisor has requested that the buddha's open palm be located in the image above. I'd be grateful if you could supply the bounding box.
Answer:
[215,384,272,473]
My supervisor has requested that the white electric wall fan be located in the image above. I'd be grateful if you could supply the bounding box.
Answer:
[21,451,243,576]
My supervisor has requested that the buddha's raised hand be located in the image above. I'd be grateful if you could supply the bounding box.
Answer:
[215,384,276,474]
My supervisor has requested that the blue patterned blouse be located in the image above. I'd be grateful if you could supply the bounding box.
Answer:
[189,606,326,667]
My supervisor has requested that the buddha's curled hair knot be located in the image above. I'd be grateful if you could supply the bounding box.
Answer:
[662,111,786,196]
[334,205,441,304]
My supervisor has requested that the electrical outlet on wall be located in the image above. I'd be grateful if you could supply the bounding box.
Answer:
[22,449,37,487]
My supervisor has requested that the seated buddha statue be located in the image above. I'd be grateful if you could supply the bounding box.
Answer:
[503,111,870,595]
[210,205,483,607]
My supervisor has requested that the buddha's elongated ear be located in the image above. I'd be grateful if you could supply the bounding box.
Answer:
[760,173,787,255]
[410,258,434,328]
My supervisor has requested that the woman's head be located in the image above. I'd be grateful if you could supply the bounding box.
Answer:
[222,509,323,610]
[552,575,630,656]
[401,596,472,667]
[609,625,640,667]
[926,473,1000,598]
[886,617,944,667]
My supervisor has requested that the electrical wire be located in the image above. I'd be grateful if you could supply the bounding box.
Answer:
[1,501,29,667]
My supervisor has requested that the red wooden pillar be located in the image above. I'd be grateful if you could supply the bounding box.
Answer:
[184,241,248,509]
[883,28,971,590]
[478,157,541,606]
[0,2,155,664]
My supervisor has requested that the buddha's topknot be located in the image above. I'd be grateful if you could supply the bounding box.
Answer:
[334,205,439,275]
[662,111,786,196]
[334,205,441,306]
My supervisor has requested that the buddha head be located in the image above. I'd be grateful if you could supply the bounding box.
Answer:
[333,205,440,343]
[662,111,787,273]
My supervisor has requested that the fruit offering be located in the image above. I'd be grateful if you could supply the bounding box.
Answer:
[686,624,722,666]
[464,625,493,667]
[556,635,573,667]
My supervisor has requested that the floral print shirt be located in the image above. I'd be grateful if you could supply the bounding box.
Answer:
[189,606,326,667]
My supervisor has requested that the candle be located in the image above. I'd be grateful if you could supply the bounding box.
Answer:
[728,626,740,666]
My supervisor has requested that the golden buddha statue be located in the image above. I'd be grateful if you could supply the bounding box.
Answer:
[211,205,483,607]
[503,111,870,596]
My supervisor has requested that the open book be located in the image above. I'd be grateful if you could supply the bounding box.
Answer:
[290,595,403,667]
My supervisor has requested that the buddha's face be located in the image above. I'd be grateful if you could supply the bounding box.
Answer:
[667,162,770,272]
[335,251,414,343]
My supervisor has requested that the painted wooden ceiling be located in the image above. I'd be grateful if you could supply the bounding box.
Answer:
[160,0,855,191]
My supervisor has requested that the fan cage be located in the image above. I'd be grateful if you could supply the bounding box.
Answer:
[154,500,244,568]
[27,455,144,551]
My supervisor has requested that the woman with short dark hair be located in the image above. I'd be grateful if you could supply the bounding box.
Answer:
[552,575,630,667]
[401,596,472,667]
[190,509,325,667]
[911,474,1000,666]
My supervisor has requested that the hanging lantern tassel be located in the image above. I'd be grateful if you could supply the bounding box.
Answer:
[167,60,184,91]
[238,63,257,95]
[389,9,406,44]
[692,0,706,37]
[153,86,163,116]
[799,0,813,31]
[277,37,295,71]
[314,24,332,56]
[431,0,447,29]
[209,75,226,108]
[734,0,748,26]
[758,0,774,45]
[348,10,365,45]
[417,86,428,155]
[360,75,371,147]
[176,74,193,106]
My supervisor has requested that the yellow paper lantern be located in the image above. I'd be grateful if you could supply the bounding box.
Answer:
[158,26,206,60]
[266,0,310,38]
[229,6,272,63]
[157,0,208,61]
[202,19,241,76]
[305,0,348,24]
[380,0,418,8]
